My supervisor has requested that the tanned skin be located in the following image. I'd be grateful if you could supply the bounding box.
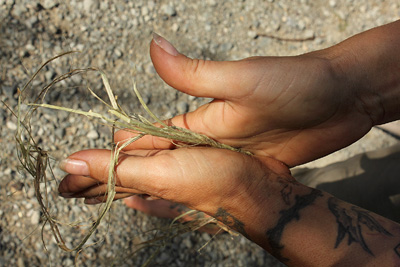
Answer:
[59,20,400,266]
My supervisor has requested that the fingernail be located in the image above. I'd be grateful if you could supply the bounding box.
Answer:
[59,159,90,176]
[152,32,179,56]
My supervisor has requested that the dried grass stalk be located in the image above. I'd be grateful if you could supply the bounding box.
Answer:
[13,52,250,256]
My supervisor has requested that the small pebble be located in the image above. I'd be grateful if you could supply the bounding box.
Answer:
[161,4,177,16]
[176,101,189,114]
[6,121,17,130]
[145,63,156,75]
[86,129,99,139]
[30,211,41,225]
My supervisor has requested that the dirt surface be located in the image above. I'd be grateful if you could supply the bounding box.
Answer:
[1,0,399,266]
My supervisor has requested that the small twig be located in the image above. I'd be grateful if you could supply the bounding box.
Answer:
[256,32,315,42]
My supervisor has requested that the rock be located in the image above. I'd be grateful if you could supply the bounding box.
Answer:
[247,30,258,38]
[55,127,66,139]
[206,0,218,6]
[83,0,96,12]
[30,210,41,225]
[297,20,306,30]
[63,258,74,266]
[79,101,90,111]
[17,258,24,267]
[182,237,193,249]
[171,23,180,32]
[202,232,211,241]
[12,4,27,17]
[42,0,58,9]
[45,69,56,81]
[303,29,315,39]
[25,16,38,28]
[114,48,123,58]
[141,6,149,16]
[87,129,99,139]
[145,63,156,75]
[71,206,81,213]
[159,252,170,262]
[6,121,17,130]
[161,4,177,17]
[2,85,16,98]
[220,42,234,52]
[176,101,189,114]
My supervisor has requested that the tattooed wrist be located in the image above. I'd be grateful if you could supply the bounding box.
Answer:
[214,208,249,238]
[278,176,301,205]
[328,197,392,255]
[395,243,400,258]
[266,188,323,262]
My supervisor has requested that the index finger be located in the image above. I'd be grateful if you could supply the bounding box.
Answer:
[59,149,177,199]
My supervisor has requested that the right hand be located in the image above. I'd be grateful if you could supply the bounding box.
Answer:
[116,34,374,167]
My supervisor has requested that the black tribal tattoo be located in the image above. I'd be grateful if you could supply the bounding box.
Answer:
[395,243,400,258]
[214,208,248,238]
[279,178,299,205]
[328,197,392,255]
[266,188,323,262]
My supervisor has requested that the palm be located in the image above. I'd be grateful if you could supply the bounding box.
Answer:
[189,56,372,166]
[120,50,373,167]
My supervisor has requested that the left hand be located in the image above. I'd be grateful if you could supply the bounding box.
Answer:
[59,145,292,235]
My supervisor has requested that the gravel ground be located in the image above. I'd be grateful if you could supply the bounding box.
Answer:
[1,0,399,266]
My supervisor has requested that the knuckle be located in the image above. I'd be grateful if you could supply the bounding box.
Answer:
[185,58,208,80]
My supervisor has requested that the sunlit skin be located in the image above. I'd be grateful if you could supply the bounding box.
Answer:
[59,20,400,266]
[117,39,370,168]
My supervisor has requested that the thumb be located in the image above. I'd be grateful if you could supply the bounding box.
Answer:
[150,33,259,100]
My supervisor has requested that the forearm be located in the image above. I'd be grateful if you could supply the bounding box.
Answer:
[211,176,400,266]
[329,20,400,125]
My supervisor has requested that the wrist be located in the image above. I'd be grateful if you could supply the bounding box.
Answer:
[226,173,400,266]
[211,168,310,248]
[327,20,400,126]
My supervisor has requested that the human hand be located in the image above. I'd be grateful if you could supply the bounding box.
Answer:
[58,144,400,266]
[59,22,400,266]
[115,33,376,167]
[58,142,292,237]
